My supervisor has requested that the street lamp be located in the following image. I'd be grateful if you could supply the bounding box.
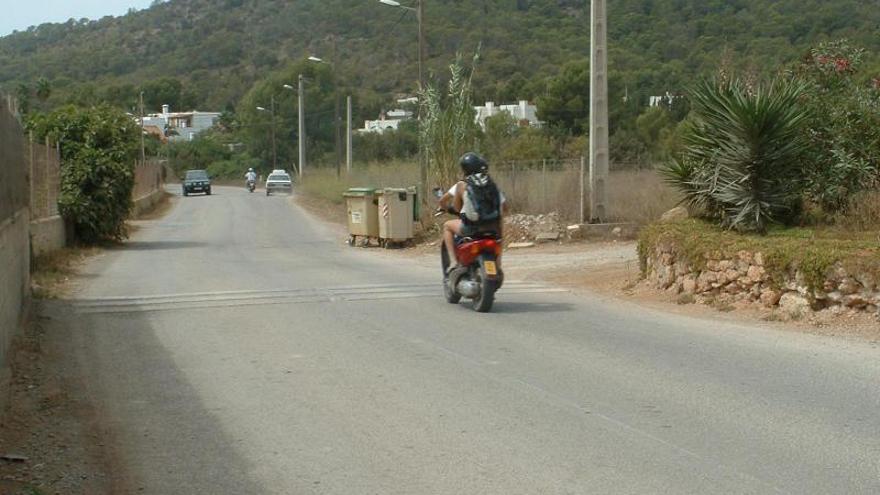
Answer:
[378,0,426,203]
[256,94,277,171]
[281,83,303,178]
[308,54,344,178]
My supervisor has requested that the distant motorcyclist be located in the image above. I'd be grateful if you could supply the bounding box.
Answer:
[244,168,257,184]
[438,152,507,271]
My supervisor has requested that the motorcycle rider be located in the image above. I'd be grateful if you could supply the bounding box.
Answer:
[438,152,507,271]
[244,168,257,189]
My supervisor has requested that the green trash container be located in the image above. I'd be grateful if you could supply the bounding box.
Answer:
[343,188,380,246]
[377,187,417,248]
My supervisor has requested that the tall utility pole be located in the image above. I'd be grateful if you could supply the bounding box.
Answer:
[417,0,427,204]
[346,95,353,173]
[332,38,342,178]
[270,94,278,170]
[589,0,609,223]
[139,91,146,167]
[298,74,305,179]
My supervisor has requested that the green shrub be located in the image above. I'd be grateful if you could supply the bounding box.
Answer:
[796,40,880,212]
[662,78,810,233]
[28,105,139,243]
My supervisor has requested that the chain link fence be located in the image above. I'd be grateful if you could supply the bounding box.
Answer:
[492,158,678,225]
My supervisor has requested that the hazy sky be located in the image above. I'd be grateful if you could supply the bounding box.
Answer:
[0,0,156,36]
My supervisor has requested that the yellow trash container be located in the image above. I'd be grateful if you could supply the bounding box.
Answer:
[343,188,379,246]
[377,187,416,248]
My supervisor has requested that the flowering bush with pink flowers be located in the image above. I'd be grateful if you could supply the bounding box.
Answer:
[797,40,880,213]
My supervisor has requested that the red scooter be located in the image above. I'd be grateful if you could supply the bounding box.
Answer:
[434,190,503,312]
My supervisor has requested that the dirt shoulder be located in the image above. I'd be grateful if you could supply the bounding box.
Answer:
[0,192,179,494]
[0,305,119,495]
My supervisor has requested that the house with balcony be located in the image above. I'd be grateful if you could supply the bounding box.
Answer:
[141,104,221,142]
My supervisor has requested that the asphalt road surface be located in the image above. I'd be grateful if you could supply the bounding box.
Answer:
[57,186,880,494]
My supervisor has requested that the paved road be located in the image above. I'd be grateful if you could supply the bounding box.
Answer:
[56,187,880,494]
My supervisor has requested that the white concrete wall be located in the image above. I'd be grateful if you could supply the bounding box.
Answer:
[30,215,66,257]
[0,208,30,368]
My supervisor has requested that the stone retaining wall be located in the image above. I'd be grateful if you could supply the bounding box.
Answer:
[645,242,880,317]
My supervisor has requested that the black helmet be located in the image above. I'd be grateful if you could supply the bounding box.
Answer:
[459,152,488,176]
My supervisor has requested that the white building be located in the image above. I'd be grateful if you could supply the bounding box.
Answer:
[141,104,221,142]
[649,92,682,108]
[359,109,414,135]
[473,101,541,130]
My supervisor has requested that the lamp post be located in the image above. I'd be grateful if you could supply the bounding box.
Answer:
[589,0,609,223]
[378,0,426,203]
[282,83,302,178]
[256,94,277,171]
[308,54,344,178]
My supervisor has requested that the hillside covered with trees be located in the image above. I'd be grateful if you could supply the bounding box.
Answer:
[2,0,879,171]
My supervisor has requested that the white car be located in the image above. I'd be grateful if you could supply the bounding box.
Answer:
[265,171,293,196]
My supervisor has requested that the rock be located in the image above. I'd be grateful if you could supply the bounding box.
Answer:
[508,242,535,249]
[660,253,675,266]
[826,291,844,304]
[535,231,560,243]
[843,294,869,309]
[706,260,720,271]
[566,225,583,240]
[754,252,765,267]
[760,289,783,307]
[611,226,623,237]
[838,277,860,295]
[855,272,876,291]
[718,260,734,271]
[660,206,689,223]
[737,251,753,264]
[682,277,697,295]
[724,269,740,283]
[779,292,811,317]
[747,265,766,283]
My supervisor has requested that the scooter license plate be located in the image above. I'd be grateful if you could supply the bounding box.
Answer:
[484,261,497,276]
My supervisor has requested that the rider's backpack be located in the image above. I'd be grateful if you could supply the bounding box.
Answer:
[462,173,501,225]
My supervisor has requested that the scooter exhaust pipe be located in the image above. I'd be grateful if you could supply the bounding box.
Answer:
[457,280,480,298]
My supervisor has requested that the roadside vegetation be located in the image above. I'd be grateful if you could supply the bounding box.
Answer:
[27,105,140,243]
[642,40,880,296]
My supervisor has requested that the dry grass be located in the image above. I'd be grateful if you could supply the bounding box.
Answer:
[300,162,679,226]
[300,161,419,206]
[836,190,880,232]
[31,247,98,299]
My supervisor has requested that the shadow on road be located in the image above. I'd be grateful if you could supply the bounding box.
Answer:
[491,301,575,314]
[115,240,207,251]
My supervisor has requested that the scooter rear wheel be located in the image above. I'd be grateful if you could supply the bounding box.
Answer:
[472,263,496,313]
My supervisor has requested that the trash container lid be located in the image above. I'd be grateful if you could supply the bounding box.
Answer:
[343,187,378,197]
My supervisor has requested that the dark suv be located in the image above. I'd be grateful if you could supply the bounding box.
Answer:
[182,170,212,196]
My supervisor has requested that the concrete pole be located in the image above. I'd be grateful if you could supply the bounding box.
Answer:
[417,0,427,203]
[346,95,353,173]
[298,74,305,179]
[270,94,277,171]
[589,0,609,223]
[139,92,146,167]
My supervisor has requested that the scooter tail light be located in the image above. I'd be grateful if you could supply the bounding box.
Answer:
[470,245,480,256]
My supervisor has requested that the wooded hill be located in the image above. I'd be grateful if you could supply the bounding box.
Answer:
[2,0,878,119]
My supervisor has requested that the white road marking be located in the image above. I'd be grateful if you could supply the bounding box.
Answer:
[71,282,568,314]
